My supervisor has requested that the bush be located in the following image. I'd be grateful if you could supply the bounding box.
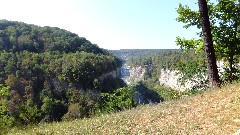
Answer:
[40,97,67,122]
[101,87,135,113]
[0,100,16,130]
[0,84,15,130]
[18,99,41,125]
[153,85,181,101]
[62,103,83,121]
[63,89,100,121]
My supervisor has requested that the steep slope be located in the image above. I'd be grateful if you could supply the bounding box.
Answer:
[9,83,240,134]
[0,20,123,126]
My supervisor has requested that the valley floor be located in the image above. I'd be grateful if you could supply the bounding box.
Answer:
[8,83,240,134]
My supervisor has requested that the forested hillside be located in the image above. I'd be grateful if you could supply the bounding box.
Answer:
[0,20,108,54]
[110,49,181,66]
[2,0,240,133]
[0,20,127,129]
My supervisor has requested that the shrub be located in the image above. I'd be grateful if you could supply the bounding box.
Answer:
[62,103,83,121]
[101,87,135,113]
[63,88,100,121]
[18,99,41,125]
[153,85,181,101]
[40,97,67,122]
[0,84,15,130]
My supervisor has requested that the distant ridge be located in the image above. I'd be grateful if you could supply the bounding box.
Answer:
[0,19,107,54]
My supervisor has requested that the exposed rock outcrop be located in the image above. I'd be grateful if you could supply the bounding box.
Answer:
[158,69,207,91]
[99,68,121,81]
[121,66,145,85]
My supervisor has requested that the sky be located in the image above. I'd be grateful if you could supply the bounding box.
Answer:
[0,0,199,50]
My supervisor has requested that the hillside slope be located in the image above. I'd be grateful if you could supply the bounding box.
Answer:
[9,83,240,134]
[0,20,123,127]
[0,19,107,54]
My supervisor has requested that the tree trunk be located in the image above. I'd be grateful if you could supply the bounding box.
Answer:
[198,0,221,87]
[228,52,233,82]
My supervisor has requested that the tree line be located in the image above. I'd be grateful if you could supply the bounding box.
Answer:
[0,19,107,54]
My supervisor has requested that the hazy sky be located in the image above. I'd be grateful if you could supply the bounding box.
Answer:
[0,0,199,50]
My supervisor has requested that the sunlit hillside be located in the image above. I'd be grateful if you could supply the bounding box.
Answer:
[8,83,240,135]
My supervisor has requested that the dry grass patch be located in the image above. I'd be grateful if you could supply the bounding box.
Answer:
[7,83,240,134]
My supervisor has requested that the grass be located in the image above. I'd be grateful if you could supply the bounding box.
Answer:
[6,83,240,134]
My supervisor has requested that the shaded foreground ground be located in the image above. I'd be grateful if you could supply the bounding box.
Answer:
[8,84,240,134]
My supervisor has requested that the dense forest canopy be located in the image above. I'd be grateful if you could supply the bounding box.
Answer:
[110,49,182,66]
[0,19,108,54]
[0,20,126,129]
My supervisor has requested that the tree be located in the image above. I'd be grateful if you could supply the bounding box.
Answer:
[198,0,220,87]
[0,84,15,129]
[176,0,240,83]
[212,0,240,82]
[101,87,135,113]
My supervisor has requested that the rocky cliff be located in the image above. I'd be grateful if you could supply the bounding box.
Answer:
[158,69,207,91]
[99,68,121,81]
[121,60,225,91]
[121,66,145,85]
[122,65,207,91]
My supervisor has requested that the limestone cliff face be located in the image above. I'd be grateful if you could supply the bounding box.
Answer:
[158,69,183,90]
[121,65,211,91]
[122,66,145,85]
[158,69,207,91]
[99,68,121,81]
[159,61,224,91]
[122,65,207,91]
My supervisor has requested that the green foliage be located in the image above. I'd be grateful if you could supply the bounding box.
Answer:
[0,19,108,54]
[101,87,135,113]
[100,77,126,93]
[176,37,204,53]
[62,103,83,121]
[63,88,100,121]
[0,84,10,97]
[110,49,182,69]
[221,62,240,82]
[181,88,205,96]
[0,20,123,127]
[0,101,16,130]
[131,81,180,102]
[176,0,240,83]
[153,85,181,101]
[176,52,208,88]
[0,84,15,130]
[0,46,121,122]
[133,81,163,104]
[18,99,41,125]
[41,97,67,122]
